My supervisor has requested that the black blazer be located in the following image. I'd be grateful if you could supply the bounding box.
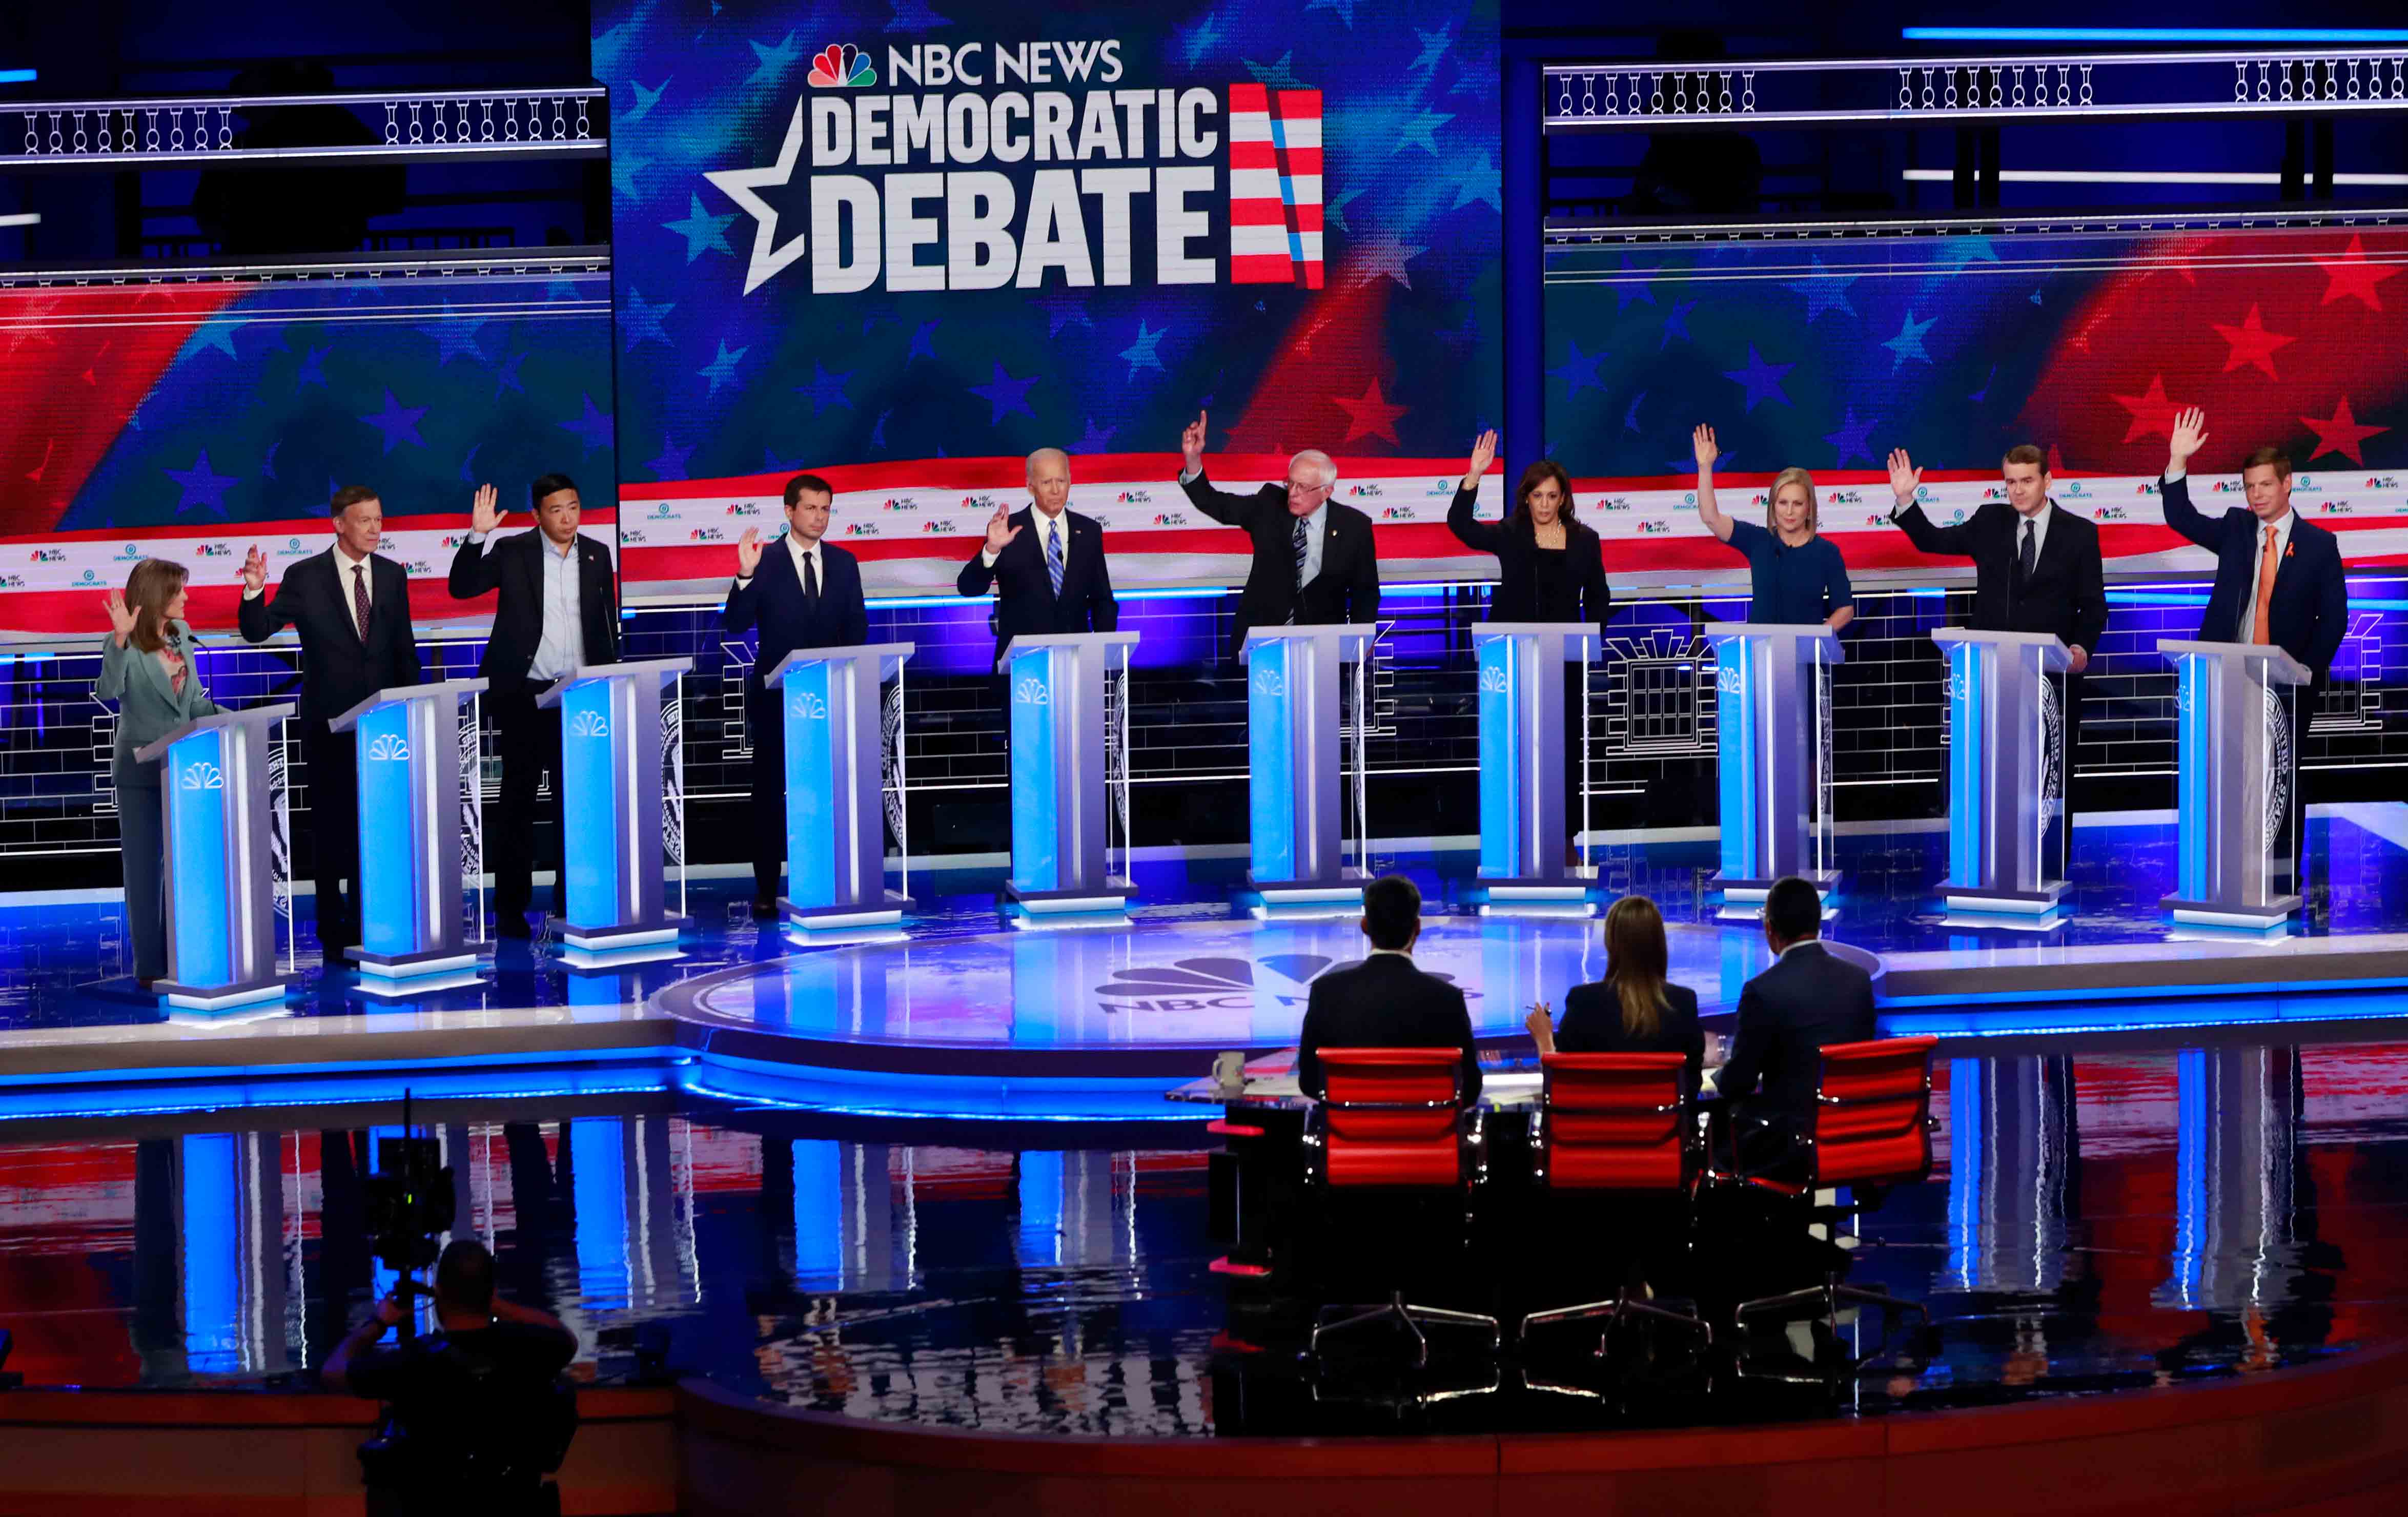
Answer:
[1180,470,1381,659]
[1445,484,1613,640]
[953,507,1119,671]
[1555,980,1704,1086]
[445,529,620,685]
[721,537,871,697]
[2159,475,2349,683]
[237,548,425,726]
[1892,499,2109,654]
[1715,942,1879,1134]
[1296,952,1482,1103]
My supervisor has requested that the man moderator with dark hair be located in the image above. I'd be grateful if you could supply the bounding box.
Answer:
[1176,411,1381,660]
[2158,407,2348,684]
[446,473,621,938]
[954,447,1119,673]
[1295,873,1481,1102]
[725,473,869,920]
[239,485,424,955]
[1712,875,1878,1161]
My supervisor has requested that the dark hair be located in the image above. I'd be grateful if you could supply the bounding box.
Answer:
[123,558,190,655]
[434,1238,496,1314]
[1514,460,1577,521]
[330,484,380,518]
[784,473,834,507]
[2002,443,2047,471]
[2243,445,2293,481]
[530,472,579,510]
[1763,876,1823,945]
[1602,894,1671,1039]
[1361,873,1422,952]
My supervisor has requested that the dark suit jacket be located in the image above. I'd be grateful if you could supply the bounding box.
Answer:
[445,529,620,685]
[2159,475,2349,683]
[722,537,870,697]
[1715,942,1879,1134]
[1296,952,1481,1103]
[1555,980,1704,1086]
[953,507,1119,671]
[237,547,424,726]
[1445,484,1613,640]
[1180,470,1381,658]
[1892,498,2109,653]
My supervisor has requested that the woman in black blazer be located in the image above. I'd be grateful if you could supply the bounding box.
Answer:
[1526,894,1705,1087]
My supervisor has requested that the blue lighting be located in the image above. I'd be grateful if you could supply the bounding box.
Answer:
[181,1133,241,1374]
[1903,27,2408,43]
[0,70,36,85]
[560,678,621,928]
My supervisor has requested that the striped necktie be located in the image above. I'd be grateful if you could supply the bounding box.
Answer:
[1046,518,1065,598]
[1289,516,1308,623]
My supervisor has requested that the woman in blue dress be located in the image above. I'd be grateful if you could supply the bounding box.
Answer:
[1691,424,1854,629]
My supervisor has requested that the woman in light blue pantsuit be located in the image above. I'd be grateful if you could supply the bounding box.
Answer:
[96,558,220,987]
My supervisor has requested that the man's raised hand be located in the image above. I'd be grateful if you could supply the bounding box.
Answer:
[240,546,267,593]
[984,502,1023,554]
[1180,409,1209,473]
[2168,406,2210,470]
[468,483,502,536]
[735,526,764,578]
[1886,447,1924,505]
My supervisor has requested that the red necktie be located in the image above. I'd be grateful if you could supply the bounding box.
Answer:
[352,563,371,642]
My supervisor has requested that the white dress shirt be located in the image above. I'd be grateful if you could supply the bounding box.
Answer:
[2012,500,2053,568]
[466,530,584,680]
[982,506,1069,571]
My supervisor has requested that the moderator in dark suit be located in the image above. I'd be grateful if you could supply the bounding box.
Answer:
[2159,473,2348,682]
[1179,467,1381,659]
[1295,951,1483,1103]
[238,534,424,951]
[1555,980,1705,1087]
[1714,941,1879,1137]
[954,505,1119,672]
[447,516,621,926]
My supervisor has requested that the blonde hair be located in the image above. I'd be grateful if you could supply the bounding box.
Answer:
[123,558,189,655]
[1766,467,1819,537]
[1602,894,1672,1040]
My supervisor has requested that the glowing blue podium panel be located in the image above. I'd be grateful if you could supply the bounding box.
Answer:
[1241,624,1375,900]
[329,679,486,986]
[767,643,914,930]
[134,703,296,1011]
[1934,628,2070,915]
[2160,639,2310,927]
[999,631,1138,911]
[1470,622,1597,899]
[537,658,693,953]
[1706,623,1842,900]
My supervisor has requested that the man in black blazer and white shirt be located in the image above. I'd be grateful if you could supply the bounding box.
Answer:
[2157,407,2348,684]
[955,447,1119,674]
[1175,410,1381,661]
[239,485,426,953]
[1713,876,1879,1151]
[1295,874,1482,1102]
[446,473,621,936]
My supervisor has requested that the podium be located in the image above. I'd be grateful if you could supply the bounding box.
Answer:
[767,643,914,930]
[134,704,298,1011]
[1707,623,1843,900]
[329,678,487,988]
[1241,624,1376,902]
[999,631,1138,912]
[1933,629,2070,915]
[2160,639,2310,926]
[1468,622,1597,901]
[537,658,693,958]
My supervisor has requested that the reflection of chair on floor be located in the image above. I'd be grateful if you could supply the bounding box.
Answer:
[1518,1052,1712,1351]
[1707,1036,1940,1335]
[1301,1048,1498,1366]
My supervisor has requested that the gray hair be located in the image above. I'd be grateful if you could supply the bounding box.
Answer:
[1025,447,1071,487]
[1290,449,1337,489]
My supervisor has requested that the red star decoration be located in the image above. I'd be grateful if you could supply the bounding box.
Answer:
[2108,373,2182,443]
[2210,304,2295,379]
[1331,378,1407,445]
[2313,233,2401,311]
[2299,396,2389,465]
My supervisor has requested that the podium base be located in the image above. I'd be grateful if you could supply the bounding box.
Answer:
[154,973,295,1013]
[560,916,690,971]
[1246,869,1367,906]
[1004,880,1135,914]
[1941,883,2070,915]
[784,893,914,930]
[1713,870,1842,903]
[1465,878,1594,912]
[2161,894,2301,928]
[348,944,488,997]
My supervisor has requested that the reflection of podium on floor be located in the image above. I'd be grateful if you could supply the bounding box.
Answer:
[2159,639,2308,927]
[768,643,915,931]
[999,631,1138,913]
[135,703,298,1011]
[1242,624,1376,903]
[1706,623,1842,901]
[330,678,488,992]
[1467,622,1596,903]
[1933,629,2070,917]
[538,658,693,963]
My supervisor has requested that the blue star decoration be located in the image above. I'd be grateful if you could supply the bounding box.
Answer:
[1244,52,1307,91]
[459,442,483,486]
[1883,311,1936,371]
[1722,344,1795,412]
[491,348,528,399]
[1548,338,1607,398]
[1031,293,1091,340]
[698,339,749,397]
[559,393,614,455]
[1174,13,1225,66]
[906,318,942,363]
[1118,320,1169,381]
[1396,110,1452,156]
[262,439,280,481]
[1824,408,1879,468]
[1660,300,1696,350]
[1785,256,1857,323]
[870,410,892,450]
[359,387,430,454]
[1411,22,1454,74]
[1449,150,1503,212]
[188,318,243,360]
[1304,0,1357,28]
[798,361,854,416]
[624,78,670,124]
[1076,417,1117,453]
[164,449,238,515]
[663,193,736,264]
[294,345,330,389]
[646,436,696,481]
[620,287,674,352]
[746,32,801,88]
[887,1,952,30]
[1623,392,1647,433]
[418,304,487,366]
[970,361,1040,425]
[1938,236,1999,269]
[611,150,651,202]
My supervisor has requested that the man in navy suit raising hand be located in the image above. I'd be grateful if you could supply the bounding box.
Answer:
[2158,406,2348,683]
[955,447,1120,676]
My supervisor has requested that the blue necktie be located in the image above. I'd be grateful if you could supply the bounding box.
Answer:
[1289,517,1308,623]
[1046,519,1065,599]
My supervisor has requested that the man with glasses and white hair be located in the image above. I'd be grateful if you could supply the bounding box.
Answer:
[1176,410,1382,660]
[956,446,1120,674]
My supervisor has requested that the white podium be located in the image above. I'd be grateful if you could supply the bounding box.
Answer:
[1707,623,1843,900]
[329,678,487,989]
[1000,631,1138,912]
[768,643,915,930]
[1241,623,1376,903]
[537,658,692,960]
[134,703,298,1011]
[1468,621,1597,901]
[1934,628,2070,915]
[2160,639,2310,926]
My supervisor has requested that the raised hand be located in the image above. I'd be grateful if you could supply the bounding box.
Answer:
[1692,423,1719,471]
[735,526,764,578]
[1462,428,1499,489]
[984,501,1023,554]
[240,545,266,593]
[468,483,502,536]
[1179,409,1209,473]
[104,588,137,645]
[2168,406,2209,469]
[1886,447,1924,505]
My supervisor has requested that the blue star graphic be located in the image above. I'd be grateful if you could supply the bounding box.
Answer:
[1661,299,1697,350]
[698,340,749,397]
[761,446,805,473]
[1722,344,1795,412]
[1785,255,1858,323]
[1032,294,1091,339]
[1617,276,1656,312]
[1548,338,1607,398]
[1304,0,1356,27]
[646,436,696,480]
[1623,392,1647,433]
[870,410,892,450]
[611,150,652,202]
[1883,311,1936,371]
[1076,417,1117,453]
[620,287,674,352]
[261,439,280,482]
[1174,13,1226,65]
[906,318,941,362]
[559,393,613,455]
[663,193,737,263]
[359,387,430,454]
[1327,188,1364,234]
[887,0,951,28]
[625,78,670,123]
[1450,150,1502,212]
[164,449,239,515]
[1824,408,1879,468]
[1243,51,1307,91]
[1117,319,1169,381]
[798,361,854,417]
[294,345,330,388]
[746,32,801,87]
[1395,110,1452,155]
[491,348,528,399]
[1411,23,1454,74]
[188,319,243,360]
[969,361,1040,425]
[1938,236,1999,268]
[458,442,483,486]
[418,305,487,366]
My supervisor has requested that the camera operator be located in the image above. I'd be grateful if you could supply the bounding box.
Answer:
[326,1238,579,1516]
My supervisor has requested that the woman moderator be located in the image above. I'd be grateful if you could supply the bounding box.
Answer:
[1445,429,1611,854]
[1690,423,1854,630]
[97,558,219,988]
[1524,894,1706,1086]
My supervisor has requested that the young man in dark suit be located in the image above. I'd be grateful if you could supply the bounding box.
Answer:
[954,447,1119,674]
[1713,875,1878,1146]
[446,473,622,937]
[2158,407,2348,682]
[238,485,426,954]
[724,473,870,919]
[1175,409,1381,660]
[1295,874,1482,1102]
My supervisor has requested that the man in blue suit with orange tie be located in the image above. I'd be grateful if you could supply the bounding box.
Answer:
[725,473,870,919]
[2159,406,2349,684]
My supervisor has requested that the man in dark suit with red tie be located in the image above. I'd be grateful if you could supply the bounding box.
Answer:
[1175,410,1381,661]
[725,473,869,919]
[2157,406,2349,683]
[954,447,1120,674]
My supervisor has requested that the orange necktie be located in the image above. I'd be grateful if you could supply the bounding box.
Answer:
[2251,523,2278,644]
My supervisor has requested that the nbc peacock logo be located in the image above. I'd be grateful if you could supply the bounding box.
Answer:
[809,43,876,88]
[787,691,829,721]
[366,734,412,763]
[568,710,610,739]
[1478,665,1510,693]
[1013,677,1050,707]
[179,761,226,791]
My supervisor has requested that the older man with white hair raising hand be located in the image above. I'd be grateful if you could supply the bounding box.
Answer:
[956,446,1121,675]
[1177,411,1382,660]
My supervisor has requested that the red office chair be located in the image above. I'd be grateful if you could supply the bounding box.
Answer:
[1300,1047,1497,1364]
[1519,1052,1711,1349]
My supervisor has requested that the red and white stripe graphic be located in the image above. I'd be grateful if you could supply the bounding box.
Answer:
[1228,85,1325,288]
